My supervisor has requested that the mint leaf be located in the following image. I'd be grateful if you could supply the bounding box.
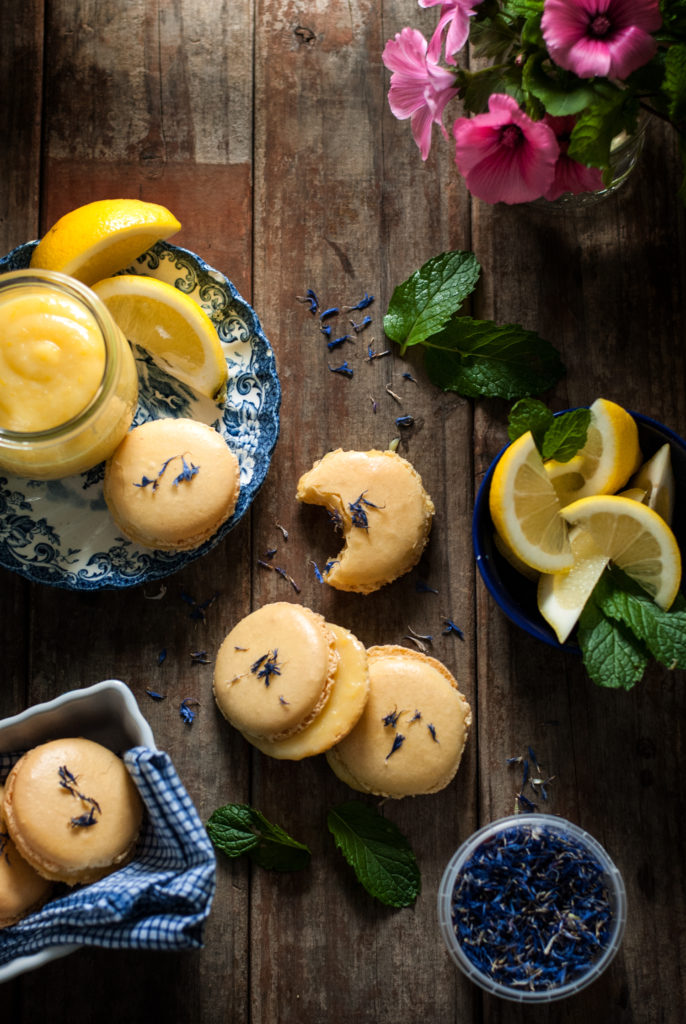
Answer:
[422,316,565,399]
[568,92,638,174]
[577,591,649,690]
[327,801,420,908]
[540,408,590,461]
[664,43,686,123]
[595,568,686,670]
[207,803,311,871]
[508,397,554,446]
[523,54,597,116]
[383,251,480,355]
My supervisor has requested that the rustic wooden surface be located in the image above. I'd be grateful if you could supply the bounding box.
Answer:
[2,1,685,1021]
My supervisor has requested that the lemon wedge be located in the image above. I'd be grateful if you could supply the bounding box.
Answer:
[629,443,675,525]
[93,275,228,401]
[30,199,181,286]
[545,398,641,504]
[537,527,609,644]
[560,494,681,609]
[489,431,573,574]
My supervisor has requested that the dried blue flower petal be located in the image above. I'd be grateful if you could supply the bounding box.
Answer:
[382,708,402,728]
[402,372,417,382]
[311,560,324,583]
[179,698,199,725]
[395,415,414,428]
[173,455,200,486]
[71,807,98,828]
[348,492,382,530]
[158,649,167,666]
[320,306,339,320]
[328,361,354,378]
[385,733,405,759]
[296,289,319,314]
[58,765,101,824]
[180,590,218,621]
[442,618,464,639]
[351,315,372,332]
[320,323,332,338]
[190,650,211,664]
[327,334,353,351]
[416,581,438,594]
[344,293,374,311]
[145,689,167,701]
[428,723,438,742]
[251,650,281,686]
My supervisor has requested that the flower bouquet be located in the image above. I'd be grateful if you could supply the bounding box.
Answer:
[383,0,686,204]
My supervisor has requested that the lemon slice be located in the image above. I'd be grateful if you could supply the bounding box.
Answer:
[537,527,609,644]
[629,443,675,525]
[30,199,181,286]
[493,530,539,582]
[489,431,573,574]
[545,398,641,504]
[560,494,681,609]
[93,275,228,401]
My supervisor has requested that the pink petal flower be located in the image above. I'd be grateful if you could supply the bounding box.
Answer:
[453,94,559,204]
[543,115,604,199]
[541,0,661,80]
[419,0,484,64]
[383,27,459,159]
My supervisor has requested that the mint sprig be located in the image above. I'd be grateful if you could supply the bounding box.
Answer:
[327,801,420,908]
[507,398,590,461]
[207,803,311,871]
[384,251,565,400]
[577,568,686,689]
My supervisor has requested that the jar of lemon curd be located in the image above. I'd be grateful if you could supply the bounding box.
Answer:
[0,269,138,479]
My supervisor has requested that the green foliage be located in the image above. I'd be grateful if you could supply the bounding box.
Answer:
[507,399,590,461]
[207,803,311,871]
[327,802,420,908]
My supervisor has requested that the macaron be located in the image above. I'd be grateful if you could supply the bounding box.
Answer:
[0,785,53,928]
[214,602,341,742]
[246,623,370,760]
[2,738,144,885]
[104,417,240,551]
[296,448,435,593]
[326,645,471,798]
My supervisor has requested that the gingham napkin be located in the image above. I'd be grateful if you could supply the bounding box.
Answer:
[0,746,216,966]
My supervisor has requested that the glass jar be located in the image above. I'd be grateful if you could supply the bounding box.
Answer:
[0,269,138,479]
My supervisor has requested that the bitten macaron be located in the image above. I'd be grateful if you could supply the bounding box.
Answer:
[326,645,471,798]
[296,448,435,593]
[2,738,144,885]
[0,785,53,928]
[104,417,240,551]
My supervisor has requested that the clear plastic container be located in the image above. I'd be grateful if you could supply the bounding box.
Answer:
[437,813,627,1003]
[0,269,138,479]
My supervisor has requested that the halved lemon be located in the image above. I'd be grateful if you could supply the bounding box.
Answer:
[537,527,609,644]
[560,494,681,609]
[629,443,675,525]
[545,398,641,505]
[30,199,181,286]
[93,275,228,401]
[489,431,573,574]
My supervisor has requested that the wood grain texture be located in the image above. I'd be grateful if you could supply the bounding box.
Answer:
[1,0,685,1020]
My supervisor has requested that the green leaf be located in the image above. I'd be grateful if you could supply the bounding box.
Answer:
[327,801,420,908]
[422,316,565,400]
[457,65,525,114]
[507,397,554,446]
[540,408,590,462]
[663,43,686,124]
[595,568,686,670]
[383,251,481,355]
[522,54,598,116]
[568,92,637,172]
[577,591,649,690]
[207,803,311,871]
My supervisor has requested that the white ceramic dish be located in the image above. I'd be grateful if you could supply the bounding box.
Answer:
[0,680,155,982]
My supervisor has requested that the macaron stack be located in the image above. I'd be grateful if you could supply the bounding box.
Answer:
[0,786,53,928]
[1,737,144,891]
[214,603,472,798]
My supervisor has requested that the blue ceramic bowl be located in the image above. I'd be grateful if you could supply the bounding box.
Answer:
[472,411,686,651]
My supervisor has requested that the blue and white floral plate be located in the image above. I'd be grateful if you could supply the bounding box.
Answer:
[0,240,280,589]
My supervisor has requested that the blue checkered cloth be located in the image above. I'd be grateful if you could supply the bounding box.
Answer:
[0,746,216,966]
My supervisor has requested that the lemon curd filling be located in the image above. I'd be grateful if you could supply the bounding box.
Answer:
[0,269,138,479]
[0,286,106,432]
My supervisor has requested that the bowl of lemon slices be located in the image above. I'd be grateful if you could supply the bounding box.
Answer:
[473,399,686,661]
[0,199,280,589]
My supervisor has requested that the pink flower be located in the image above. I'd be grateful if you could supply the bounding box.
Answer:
[541,0,661,80]
[383,27,459,159]
[419,0,484,64]
[453,94,559,204]
[543,115,604,200]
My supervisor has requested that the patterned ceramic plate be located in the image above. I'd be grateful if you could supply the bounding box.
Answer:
[0,240,280,589]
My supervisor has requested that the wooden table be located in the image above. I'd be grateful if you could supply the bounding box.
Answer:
[2,2,685,1022]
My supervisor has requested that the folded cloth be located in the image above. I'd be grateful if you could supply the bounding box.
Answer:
[0,746,216,966]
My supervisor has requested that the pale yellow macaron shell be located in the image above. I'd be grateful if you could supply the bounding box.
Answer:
[3,738,143,885]
[296,448,435,594]
[0,785,53,927]
[245,623,370,760]
[214,602,340,740]
[326,645,471,798]
[104,417,240,551]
